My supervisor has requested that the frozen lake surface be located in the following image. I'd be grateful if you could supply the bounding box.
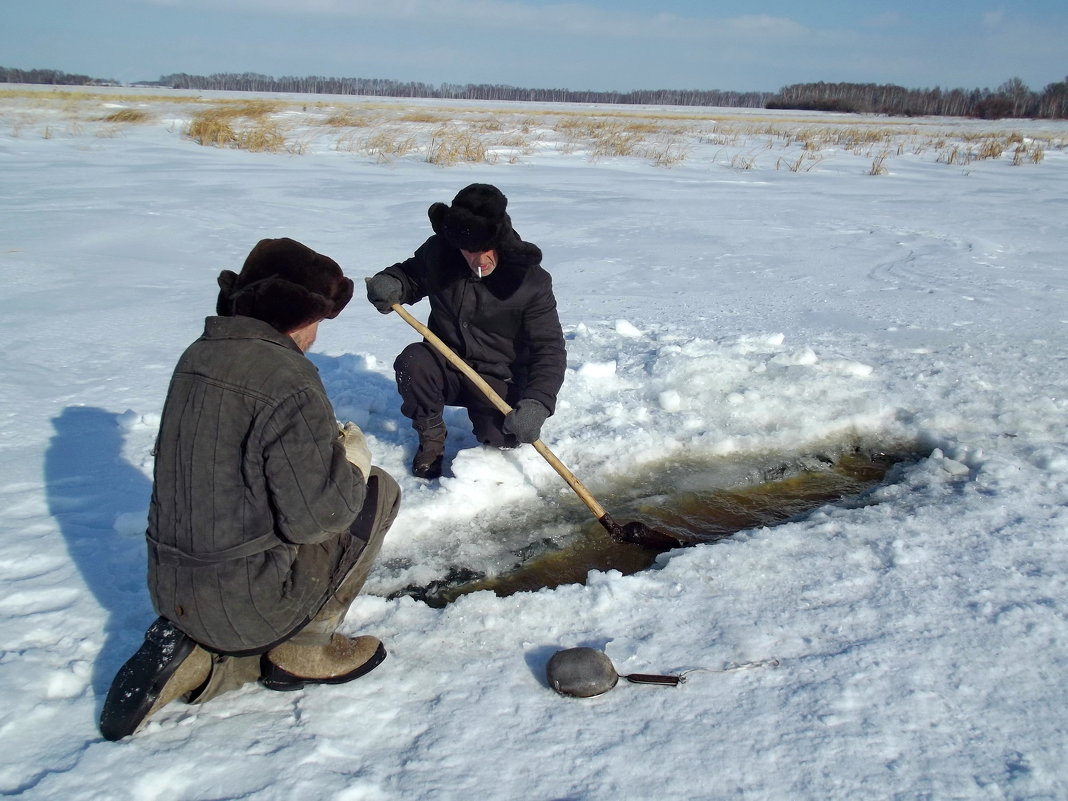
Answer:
[1,86,1067,800]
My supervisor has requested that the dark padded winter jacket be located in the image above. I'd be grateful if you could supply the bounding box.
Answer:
[146,315,365,655]
[381,232,566,413]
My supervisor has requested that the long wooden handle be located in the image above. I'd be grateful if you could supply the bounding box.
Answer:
[390,303,608,520]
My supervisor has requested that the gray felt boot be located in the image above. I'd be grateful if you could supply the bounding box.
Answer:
[260,634,387,692]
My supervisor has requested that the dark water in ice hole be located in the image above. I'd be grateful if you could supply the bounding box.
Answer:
[389,442,920,608]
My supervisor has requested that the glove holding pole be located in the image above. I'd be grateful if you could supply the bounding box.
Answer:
[365,274,403,314]
[364,275,549,445]
[503,399,550,444]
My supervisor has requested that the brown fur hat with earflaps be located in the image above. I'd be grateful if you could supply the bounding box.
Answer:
[216,238,354,333]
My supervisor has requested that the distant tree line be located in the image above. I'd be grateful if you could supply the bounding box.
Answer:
[150,72,773,108]
[0,66,116,86]
[4,66,1066,119]
[767,78,1068,119]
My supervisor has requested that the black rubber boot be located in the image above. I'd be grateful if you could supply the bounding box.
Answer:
[99,617,211,741]
[412,418,446,479]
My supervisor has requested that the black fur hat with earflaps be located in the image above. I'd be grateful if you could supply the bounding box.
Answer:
[428,183,514,252]
[216,238,354,333]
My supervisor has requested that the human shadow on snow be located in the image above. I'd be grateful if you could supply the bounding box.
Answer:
[308,351,403,439]
[310,351,484,477]
[45,406,155,717]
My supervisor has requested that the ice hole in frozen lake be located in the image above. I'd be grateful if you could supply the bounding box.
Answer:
[388,438,921,608]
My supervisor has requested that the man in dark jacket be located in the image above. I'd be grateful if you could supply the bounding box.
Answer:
[366,184,566,478]
[100,238,401,741]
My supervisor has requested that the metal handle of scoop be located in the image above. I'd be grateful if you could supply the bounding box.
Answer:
[389,303,685,549]
[623,673,683,686]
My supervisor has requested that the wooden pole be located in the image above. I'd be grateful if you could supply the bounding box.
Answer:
[390,303,609,520]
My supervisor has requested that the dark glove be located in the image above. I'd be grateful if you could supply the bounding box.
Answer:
[503,399,550,444]
[365,274,403,314]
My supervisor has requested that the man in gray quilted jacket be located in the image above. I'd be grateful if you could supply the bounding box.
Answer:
[100,238,400,741]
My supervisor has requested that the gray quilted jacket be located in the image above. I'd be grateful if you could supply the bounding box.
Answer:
[146,315,365,655]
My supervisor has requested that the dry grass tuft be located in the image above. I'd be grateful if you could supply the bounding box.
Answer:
[1012,142,1045,165]
[217,100,282,119]
[183,101,288,151]
[869,150,892,175]
[322,110,378,128]
[975,138,1005,160]
[399,110,448,124]
[589,126,643,159]
[552,115,687,160]
[237,122,288,153]
[937,144,970,166]
[646,139,689,167]
[470,117,505,133]
[185,115,238,147]
[100,108,152,124]
[730,152,757,170]
[776,151,822,172]
[364,128,418,162]
[426,125,491,165]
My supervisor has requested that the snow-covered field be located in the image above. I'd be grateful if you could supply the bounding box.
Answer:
[2,85,1067,800]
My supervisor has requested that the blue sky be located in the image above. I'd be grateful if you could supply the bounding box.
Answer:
[4,0,1066,92]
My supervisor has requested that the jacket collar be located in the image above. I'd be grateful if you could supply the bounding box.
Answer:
[202,315,304,353]
[438,234,542,300]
